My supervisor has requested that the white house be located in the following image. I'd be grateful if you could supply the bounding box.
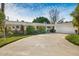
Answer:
[5,21,75,34]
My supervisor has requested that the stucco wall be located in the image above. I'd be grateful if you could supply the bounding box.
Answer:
[5,21,75,34]
[55,23,75,34]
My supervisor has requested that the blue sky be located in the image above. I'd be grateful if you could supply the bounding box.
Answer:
[4,3,77,22]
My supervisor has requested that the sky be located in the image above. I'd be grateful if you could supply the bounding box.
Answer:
[1,3,77,22]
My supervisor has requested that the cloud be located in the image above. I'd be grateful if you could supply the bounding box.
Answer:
[5,3,52,22]
[4,3,76,22]
[5,3,34,22]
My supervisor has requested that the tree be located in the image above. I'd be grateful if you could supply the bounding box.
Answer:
[0,3,5,38]
[32,17,49,33]
[32,17,50,24]
[1,3,5,12]
[71,4,79,34]
[0,10,5,32]
[49,8,60,32]
[49,8,60,24]
[57,18,65,24]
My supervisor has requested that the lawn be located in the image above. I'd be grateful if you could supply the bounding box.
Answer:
[0,35,31,47]
[66,34,79,46]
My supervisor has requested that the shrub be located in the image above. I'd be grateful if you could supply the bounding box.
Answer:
[13,30,24,35]
[26,26,46,35]
[0,31,4,38]
[37,26,46,33]
[65,34,79,45]
[26,26,35,35]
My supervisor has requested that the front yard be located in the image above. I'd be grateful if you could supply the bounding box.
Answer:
[66,34,79,46]
[0,35,31,47]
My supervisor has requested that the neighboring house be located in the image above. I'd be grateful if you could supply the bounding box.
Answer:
[5,20,75,34]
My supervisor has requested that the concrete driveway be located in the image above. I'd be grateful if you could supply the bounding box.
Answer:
[0,33,79,56]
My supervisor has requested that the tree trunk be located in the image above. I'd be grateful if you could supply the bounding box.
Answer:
[1,3,5,13]
[77,27,79,34]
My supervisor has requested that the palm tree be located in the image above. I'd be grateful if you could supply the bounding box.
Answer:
[71,4,79,34]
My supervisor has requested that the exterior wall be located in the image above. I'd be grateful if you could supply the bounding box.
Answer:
[55,23,75,34]
[5,21,54,27]
[5,21,75,34]
[6,25,21,31]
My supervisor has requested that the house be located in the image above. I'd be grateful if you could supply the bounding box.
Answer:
[5,20,75,34]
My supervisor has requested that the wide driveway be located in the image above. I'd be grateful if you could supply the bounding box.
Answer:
[0,33,79,56]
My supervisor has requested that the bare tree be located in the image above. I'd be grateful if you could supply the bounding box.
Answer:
[49,8,60,32]
[49,8,60,24]
[57,18,65,24]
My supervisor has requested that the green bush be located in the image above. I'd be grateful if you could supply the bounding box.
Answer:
[26,26,46,35]
[13,30,24,35]
[26,26,35,35]
[37,26,46,33]
[65,34,79,45]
